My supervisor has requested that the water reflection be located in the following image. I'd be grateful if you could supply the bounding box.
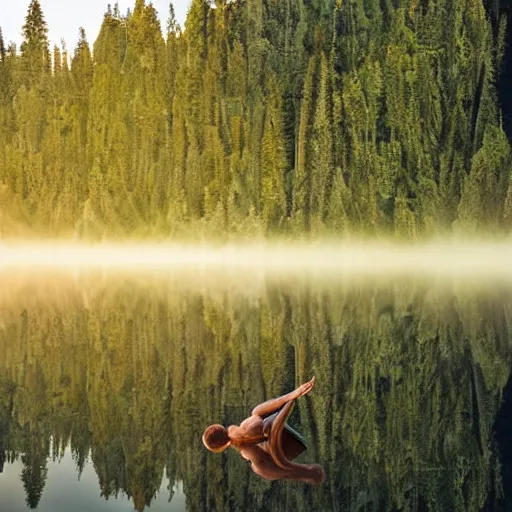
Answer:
[0,271,511,511]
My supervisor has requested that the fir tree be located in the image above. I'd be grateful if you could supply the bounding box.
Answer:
[0,27,5,63]
[20,0,50,86]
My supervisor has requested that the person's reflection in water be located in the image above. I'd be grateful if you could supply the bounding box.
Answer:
[202,377,325,485]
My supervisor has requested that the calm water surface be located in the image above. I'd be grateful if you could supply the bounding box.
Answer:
[0,270,511,512]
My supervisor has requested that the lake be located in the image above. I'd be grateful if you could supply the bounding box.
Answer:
[0,259,511,511]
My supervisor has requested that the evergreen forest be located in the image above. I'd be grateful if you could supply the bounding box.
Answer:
[1,0,512,240]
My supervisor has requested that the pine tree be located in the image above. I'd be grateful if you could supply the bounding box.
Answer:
[292,56,316,231]
[0,30,13,190]
[261,74,287,230]
[165,3,181,130]
[20,0,50,86]
[0,27,5,63]
[310,53,334,224]
[456,126,511,234]
[72,28,93,97]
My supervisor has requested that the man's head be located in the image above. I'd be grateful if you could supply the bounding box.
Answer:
[202,424,230,453]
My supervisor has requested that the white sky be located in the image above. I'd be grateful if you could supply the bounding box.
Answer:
[1,0,190,51]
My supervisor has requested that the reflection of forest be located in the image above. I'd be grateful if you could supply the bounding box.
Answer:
[0,274,511,511]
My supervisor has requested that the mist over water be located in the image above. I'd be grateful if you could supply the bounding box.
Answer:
[2,241,512,281]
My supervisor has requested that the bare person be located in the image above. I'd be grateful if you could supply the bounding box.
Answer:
[202,376,325,485]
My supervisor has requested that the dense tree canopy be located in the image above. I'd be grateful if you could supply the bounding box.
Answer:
[0,0,511,240]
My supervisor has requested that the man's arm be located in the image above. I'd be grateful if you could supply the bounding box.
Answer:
[251,376,315,417]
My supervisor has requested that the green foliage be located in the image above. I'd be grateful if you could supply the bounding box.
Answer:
[0,0,511,239]
[20,0,50,86]
[456,126,511,233]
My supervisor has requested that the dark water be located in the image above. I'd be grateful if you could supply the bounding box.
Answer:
[0,271,511,512]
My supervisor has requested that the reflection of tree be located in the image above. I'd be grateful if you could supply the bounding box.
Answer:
[0,276,511,511]
[21,451,48,509]
[493,375,512,511]
[15,359,51,510]
[0,380,15,474]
